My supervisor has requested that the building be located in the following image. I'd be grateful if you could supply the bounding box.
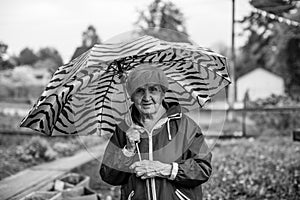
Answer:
[0,65,51,100]
[236,67,285,102]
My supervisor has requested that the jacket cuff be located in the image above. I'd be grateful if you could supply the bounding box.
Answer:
[169,162,178,180]
[122,146,136,157]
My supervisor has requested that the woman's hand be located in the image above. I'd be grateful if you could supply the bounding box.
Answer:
[129,160,172,179]
[125,125,143,152]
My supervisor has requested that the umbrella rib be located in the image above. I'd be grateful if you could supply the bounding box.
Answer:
[98,72,116,127]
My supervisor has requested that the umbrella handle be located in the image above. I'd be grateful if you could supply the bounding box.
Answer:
[136,140,152,200]
[146,179,151,200]
[135,142,142,161]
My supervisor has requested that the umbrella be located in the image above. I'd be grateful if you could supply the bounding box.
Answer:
[20,35,231,136]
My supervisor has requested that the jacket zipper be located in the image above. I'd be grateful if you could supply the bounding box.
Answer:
[143,112,182,200]
[144,128,157,200]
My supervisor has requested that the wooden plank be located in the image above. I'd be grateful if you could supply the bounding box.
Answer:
[0,169,63,200]
[0,142,108,200]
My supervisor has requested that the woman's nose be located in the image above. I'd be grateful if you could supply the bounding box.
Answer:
[143,89,151,100]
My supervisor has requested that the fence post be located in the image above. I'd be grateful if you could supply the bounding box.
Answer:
[242,90,249,137]
[242,104,246,137]
[293,128,300,142]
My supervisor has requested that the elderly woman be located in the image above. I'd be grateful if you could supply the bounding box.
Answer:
[100,65,212,200]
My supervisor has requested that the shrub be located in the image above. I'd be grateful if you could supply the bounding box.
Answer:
[52,142,78,157]
[16,137,58,162]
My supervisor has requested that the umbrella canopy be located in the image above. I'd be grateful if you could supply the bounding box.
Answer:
[20,35,231,136]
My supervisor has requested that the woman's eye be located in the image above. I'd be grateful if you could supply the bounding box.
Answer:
[149,86,159,92]
[135,88,145,94]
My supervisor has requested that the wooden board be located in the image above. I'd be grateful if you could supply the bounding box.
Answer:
[0,142,108,200]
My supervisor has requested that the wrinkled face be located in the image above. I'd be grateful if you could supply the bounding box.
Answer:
[131,84,165,116]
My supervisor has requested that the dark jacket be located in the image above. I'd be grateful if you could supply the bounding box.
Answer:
[100,102,212,200]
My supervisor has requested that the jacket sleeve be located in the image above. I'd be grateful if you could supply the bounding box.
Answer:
[99,126,136,186]
[172,122,212,188]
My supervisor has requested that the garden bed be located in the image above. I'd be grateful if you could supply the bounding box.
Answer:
[203,135,300,200]
[0,133,104,180]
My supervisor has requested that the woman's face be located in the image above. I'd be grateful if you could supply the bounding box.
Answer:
[131,84,165,116]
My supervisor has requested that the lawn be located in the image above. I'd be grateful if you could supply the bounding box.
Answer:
[72,135,300,200]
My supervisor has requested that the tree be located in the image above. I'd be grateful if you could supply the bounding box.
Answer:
[0,41,15,70]
[18,47,38,66]
[34,59,60,74]
[35,47,63,73]
[71,25,101,60]
[272,6,300,97]
[135,0,190,43]
[238,0,300,97]
[82,25,101,47]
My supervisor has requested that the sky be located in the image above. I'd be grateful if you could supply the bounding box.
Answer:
[0,0,253,63]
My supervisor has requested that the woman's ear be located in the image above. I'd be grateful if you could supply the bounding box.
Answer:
[161,89,166,100]
[160,86,167,96]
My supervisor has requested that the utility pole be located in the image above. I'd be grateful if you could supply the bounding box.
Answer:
[228,0,236,108]
[227,0,236,121]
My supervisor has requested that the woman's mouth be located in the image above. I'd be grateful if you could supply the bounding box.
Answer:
[142,103,152,107]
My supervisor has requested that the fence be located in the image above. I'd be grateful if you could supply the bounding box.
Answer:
[217,106,300,138]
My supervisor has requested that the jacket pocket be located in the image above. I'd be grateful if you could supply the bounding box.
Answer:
[127,190,134,200]
[175,189,191,200]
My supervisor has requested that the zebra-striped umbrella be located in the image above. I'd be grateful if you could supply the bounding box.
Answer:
[20,35,231,136]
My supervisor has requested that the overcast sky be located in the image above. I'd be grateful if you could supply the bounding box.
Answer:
[1,0,253,63]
